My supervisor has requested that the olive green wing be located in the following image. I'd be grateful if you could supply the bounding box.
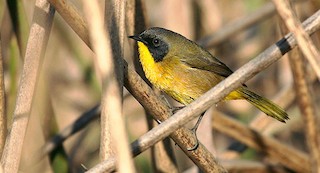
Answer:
[179,49,234,78]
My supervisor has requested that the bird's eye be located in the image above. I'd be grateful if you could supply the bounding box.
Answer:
[153,38,160,47]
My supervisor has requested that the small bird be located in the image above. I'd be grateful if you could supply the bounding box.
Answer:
[129,27,289,150]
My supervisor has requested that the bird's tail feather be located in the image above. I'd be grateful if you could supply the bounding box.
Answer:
[239,88,289,122]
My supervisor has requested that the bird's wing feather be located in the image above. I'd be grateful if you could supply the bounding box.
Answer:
[179,49,234,78]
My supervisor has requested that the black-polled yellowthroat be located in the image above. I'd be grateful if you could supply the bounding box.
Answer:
[129,27,289,150]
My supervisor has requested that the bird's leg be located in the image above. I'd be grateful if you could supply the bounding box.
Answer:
[187,112,205,151]
[156,105,184,124]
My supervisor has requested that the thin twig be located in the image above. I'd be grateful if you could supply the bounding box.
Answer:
[213,111,310,172]
[88,10,320,172]
[272,0,320,80]
[0,0,55,172]
[0,39,6,157]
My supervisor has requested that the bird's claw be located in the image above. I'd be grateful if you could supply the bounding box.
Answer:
[187,127,199,151]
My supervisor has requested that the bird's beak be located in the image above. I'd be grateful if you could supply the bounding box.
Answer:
[128,35,148,45]
[128,35,142,42]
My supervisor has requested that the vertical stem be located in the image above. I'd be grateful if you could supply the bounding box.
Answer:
[82,0,115,160]
[6,0,30,58]
[277,3,320,172]
[289,48,320,173]
[0,0,54,172]
[0,39,6,157]
[83,0,135,172]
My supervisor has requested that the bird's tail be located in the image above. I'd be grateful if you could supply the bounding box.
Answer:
[239,88,289,123]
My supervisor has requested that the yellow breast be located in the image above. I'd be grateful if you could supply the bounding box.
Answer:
[137,42,222,105]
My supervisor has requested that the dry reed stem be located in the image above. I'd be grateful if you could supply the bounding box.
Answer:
[278,4,320,171]
[213,111,310,172]
[82,0,115,159]
[0,0,55,172]
[48,0,90,47]
[272,0,320,80]
[0,39,6,157]
[105,0,136,172]
[89,10,320,172]
[104,0,125,87]
[289,48,320,173]
[82,0,135,172]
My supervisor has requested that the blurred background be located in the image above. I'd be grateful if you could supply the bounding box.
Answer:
[0,0,320,172]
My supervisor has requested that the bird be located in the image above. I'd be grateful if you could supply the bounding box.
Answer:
[129,27,289,150]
